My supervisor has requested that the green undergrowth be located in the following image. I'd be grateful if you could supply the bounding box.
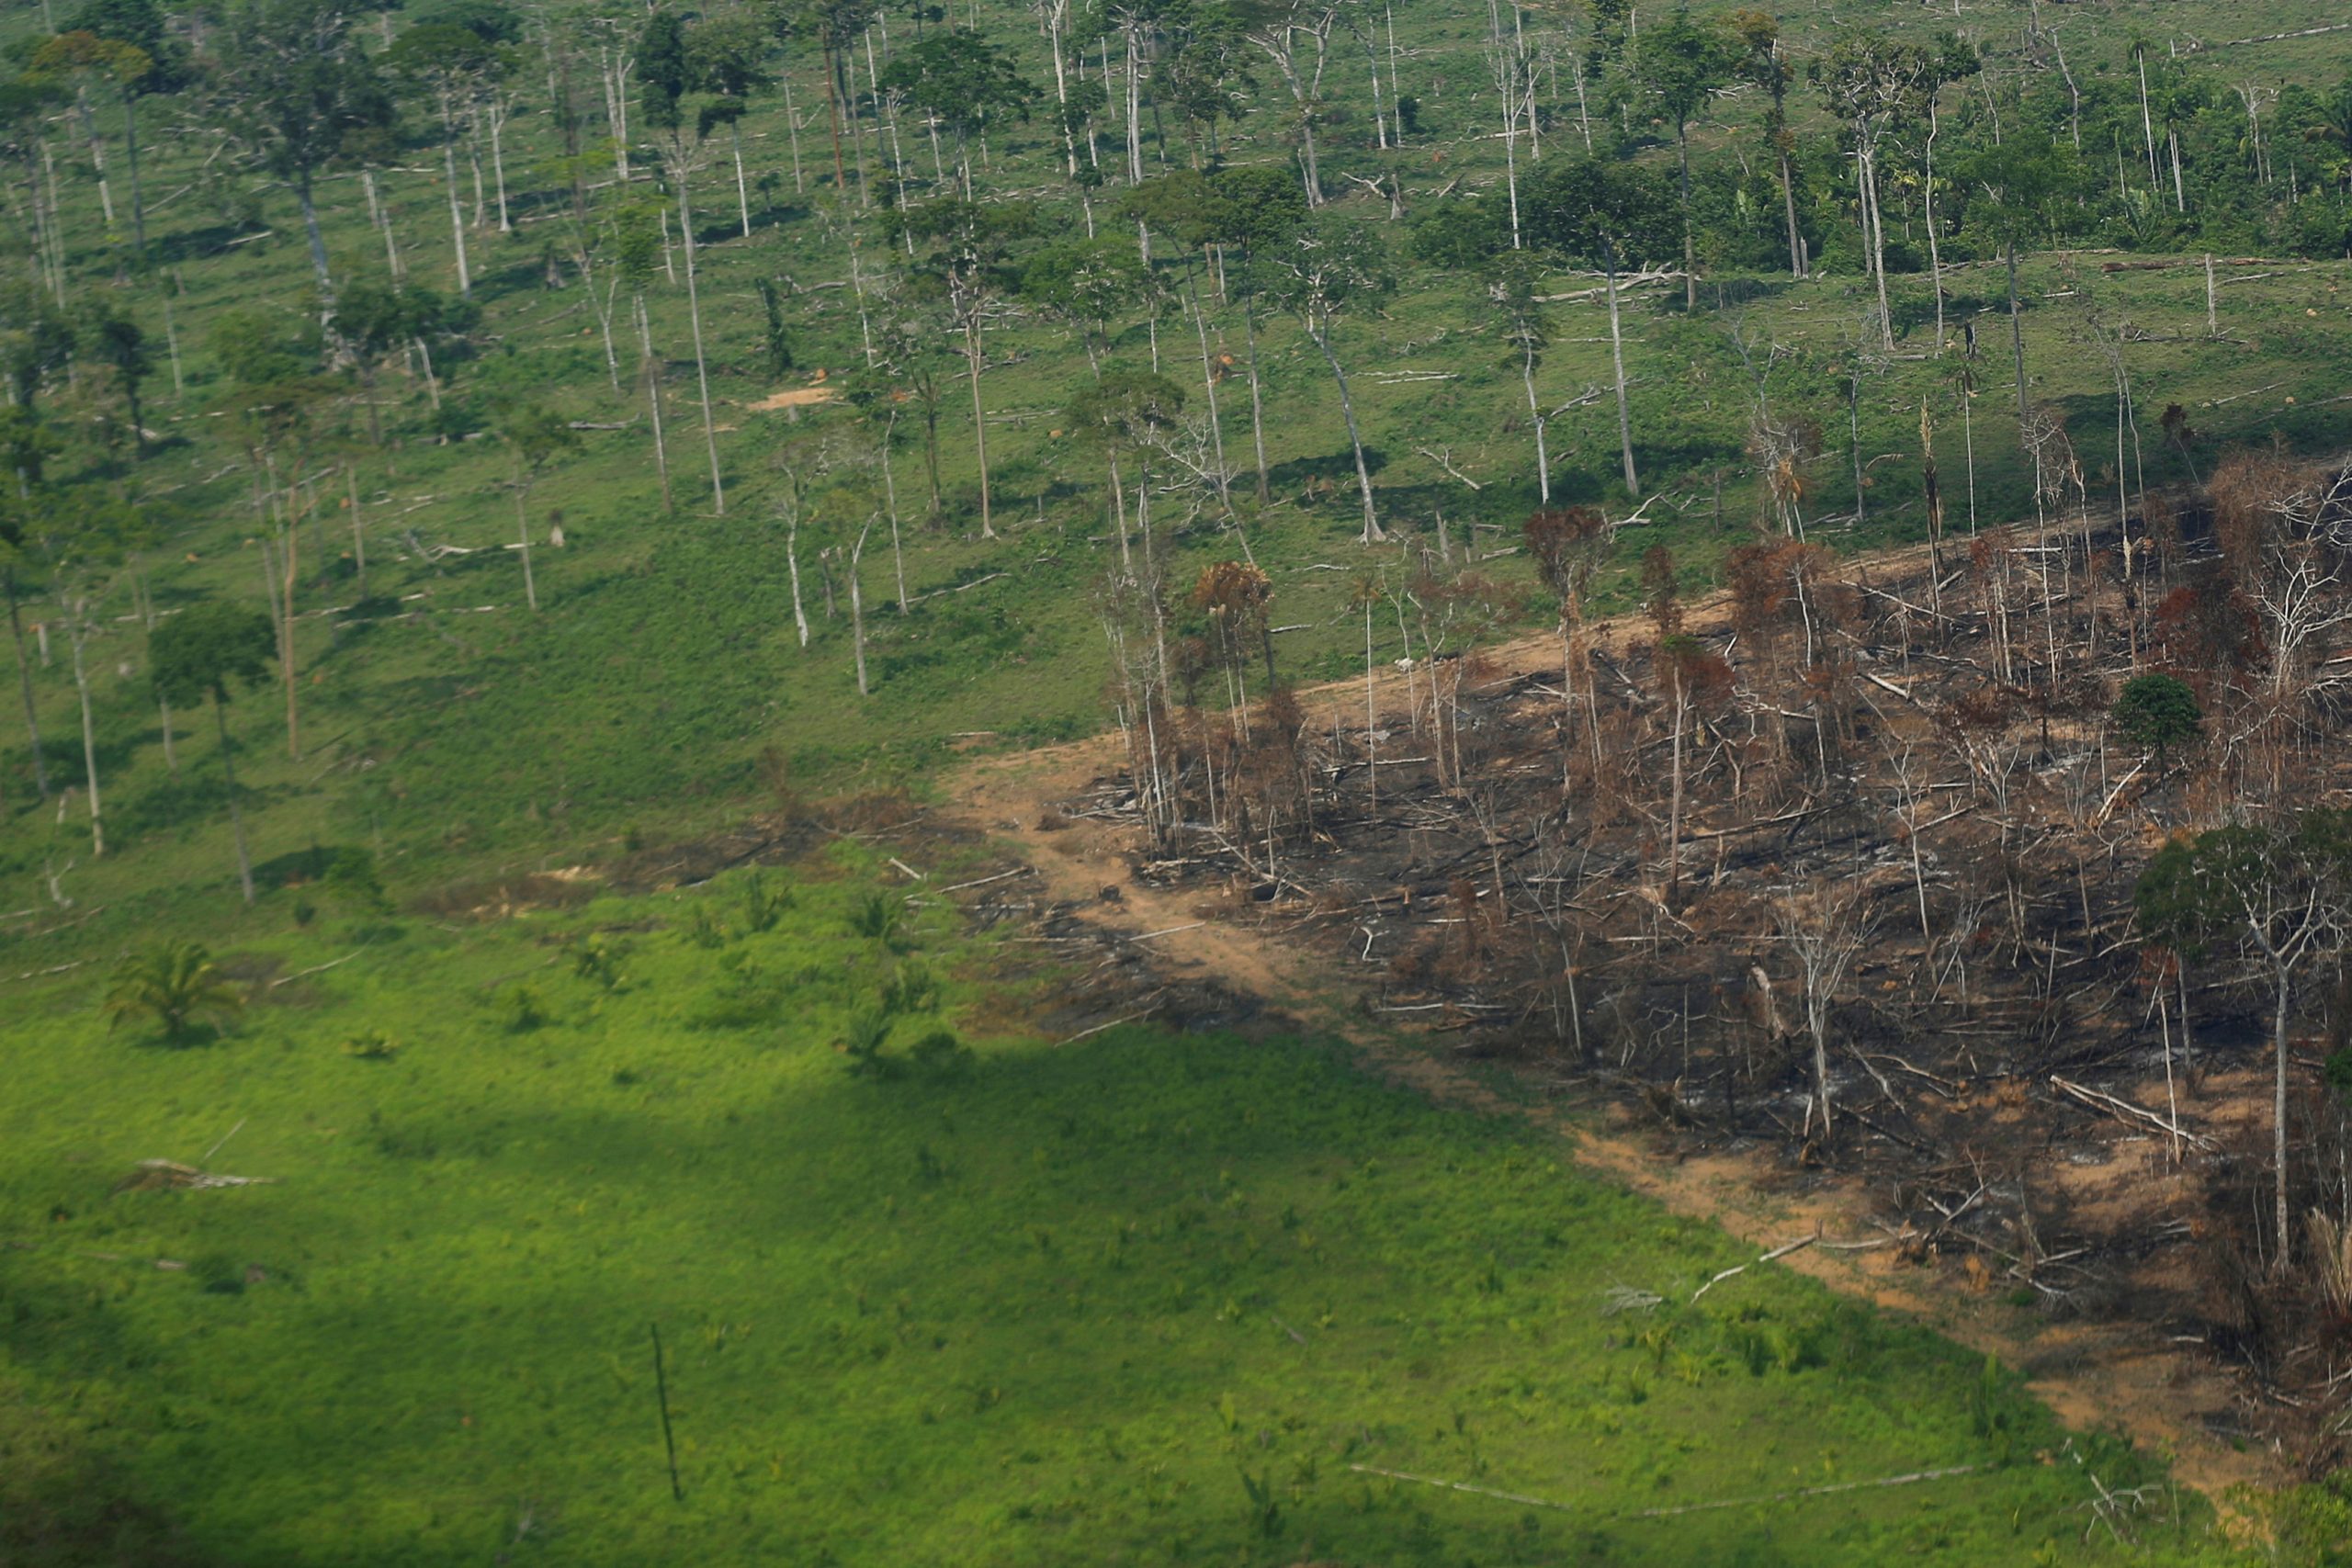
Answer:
[1,846,2238,1564]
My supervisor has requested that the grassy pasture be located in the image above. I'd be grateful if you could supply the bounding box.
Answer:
[2,850,2237,1564]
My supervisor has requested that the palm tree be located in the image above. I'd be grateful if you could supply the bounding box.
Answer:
[101,941,243,1043]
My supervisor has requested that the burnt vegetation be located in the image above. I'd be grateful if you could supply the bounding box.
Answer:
[1084,443,2352,1468]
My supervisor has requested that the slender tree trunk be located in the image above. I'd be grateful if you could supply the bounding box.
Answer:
[634,293,674,513]
[214,694,254,905]
[2007,243,2030,433]
[1308,323,1382,543]
[121,88,144,257]
[1778,137,1804,277]
[1666,679,1686,899]
[1243,295,1270,504]
[674,166,726,514]
[1676,118,1695,309]
[1925,100,1945,353]
[849,521,872,694]
[6,573,48,799]
[2275,965,2293,1267]
[444,128,473,297]
[1605,245,1637,494]
[295,174,335,324]
[348,466,368,600]
[279,522,300,759]
[1860,147,1893,351]
[1184,271,1231,512]
[786,513,809,646]
[67,609,101,857]
[822,42,850,192]
[781,73,806,194]
[730,119,752,236]
[513,468,539,611]
[965,319,994,537]
[1523,339,1548,502]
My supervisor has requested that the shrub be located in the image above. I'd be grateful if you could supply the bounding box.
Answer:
[498,986,551,1033]
[741,871,795,933]
[343,1031,400,1060]
[846,890,906,950]
[2111,673,2202,762]
[100,942,243,1045]
[881,957,938,1017]
[907,1029,972,1077]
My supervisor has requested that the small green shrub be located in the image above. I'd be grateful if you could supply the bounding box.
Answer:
[498,985,552,1033]
[343,1031,400,1060]
[741,872,795,933]
[842,1004,895,1077]
[846,891,905,950]
[907,1029,972,1077]
[882,958,939,1017]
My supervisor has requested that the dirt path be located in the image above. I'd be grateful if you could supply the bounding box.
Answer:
[941,558,2278,1506]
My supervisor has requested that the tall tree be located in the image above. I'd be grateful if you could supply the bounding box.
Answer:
[1636,6,1735,310]
[2139,814,2352,1268]
[1728,8,1804,277]
[1960,135,2081,437]
[890,197,1035,539]
[79,299,149,455]
[1521,156,1676,497]
[686,12,774,236]
[209,0,398,323]
[1254,214,1392,543]
[494,403,578,612]
[383,21,511,298]
[878,28,1038,199]
[150,600,275,903]
[639,21,730,513]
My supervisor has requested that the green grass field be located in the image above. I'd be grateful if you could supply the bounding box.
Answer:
[1,848,2242,1565]
[8,0,2352,1556]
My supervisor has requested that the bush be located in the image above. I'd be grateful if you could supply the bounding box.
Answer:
[498,986,551,1032]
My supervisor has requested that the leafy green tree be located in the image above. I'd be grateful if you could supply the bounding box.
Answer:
[1022,234,1154,377]
[25,29,153,257]
[383,20,512,298]
[2111,673,2202,767]
[494,404,580,613]
[1635,6,1736,309]
[686,12,775,236]
[889,197,1035,538]
[1064,368,1185,571]
[1252,216,1392,543]
[79,299,150,455]
[1728,8,1804,276]
[792,0,880,197]
[101,940,244,1043]
[151,600,275,903]
[207,0,398,316]
[878,28,1036,197]
[1958,135,2083,434]
[0,503,51,801]
[1151,0,1254,166]
[1521,156,1677,496]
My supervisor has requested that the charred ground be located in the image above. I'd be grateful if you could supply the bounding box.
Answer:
[1056,449,2352,1481]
